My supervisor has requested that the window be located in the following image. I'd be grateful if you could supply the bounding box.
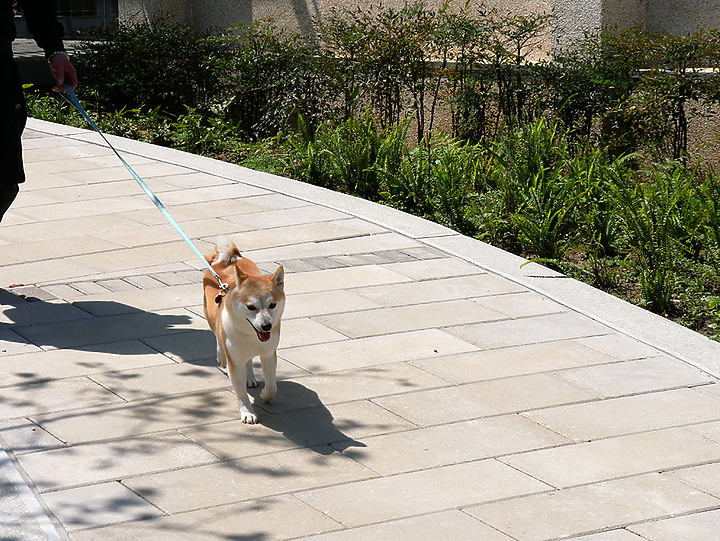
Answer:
[58,0,102,17]
[15,0,117,36]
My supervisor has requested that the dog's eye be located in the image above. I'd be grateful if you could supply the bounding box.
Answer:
[246,304,257,311]
[269,302,277,309]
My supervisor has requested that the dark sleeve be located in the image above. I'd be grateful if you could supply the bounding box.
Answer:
[17,0,65,58]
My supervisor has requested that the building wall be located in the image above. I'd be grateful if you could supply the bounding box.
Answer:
[118,0,720,41]
[644,0,720,34]
[118,0,192,25]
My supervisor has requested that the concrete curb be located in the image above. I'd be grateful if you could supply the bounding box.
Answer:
[0,447,66,541]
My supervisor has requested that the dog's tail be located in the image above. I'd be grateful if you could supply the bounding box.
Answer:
[208,235,242,265]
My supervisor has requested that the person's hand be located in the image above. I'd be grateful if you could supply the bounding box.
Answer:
[48,53,78,93]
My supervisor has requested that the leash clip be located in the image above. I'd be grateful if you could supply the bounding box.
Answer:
[215,282,230,304]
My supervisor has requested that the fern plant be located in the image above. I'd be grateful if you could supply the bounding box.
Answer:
[609,161,696,312]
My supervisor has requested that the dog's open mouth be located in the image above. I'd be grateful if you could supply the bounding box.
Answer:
[247,320,272,342]
[246,319,272,342]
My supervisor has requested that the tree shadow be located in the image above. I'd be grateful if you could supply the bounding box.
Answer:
[1,288,370,538]
[1,288,366,457]
[40,478,275,540]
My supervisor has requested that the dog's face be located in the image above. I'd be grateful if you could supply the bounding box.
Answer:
[230,265,285,342]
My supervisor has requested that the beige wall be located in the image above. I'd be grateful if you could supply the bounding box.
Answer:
[644,0,720,34]
[118,0,192,25]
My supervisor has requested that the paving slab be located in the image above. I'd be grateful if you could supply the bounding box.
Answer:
[524,387,720,441]
[279,328,479,373]
[0,377,125,419]
[501,424,720,488]
[411,339,621,383]
[123,446,376,514]
[30,390,240,444]
[2,118,720,539]
[295,459,551,527]
[314,297,506,338]
[465,474,720,541]
[15,432,220,492]
[68,495,342,541]
[551,355,713,397]
[340,414,570,475]
[40,482,162,533]
[0,341,173,387]
[628,509,720,540]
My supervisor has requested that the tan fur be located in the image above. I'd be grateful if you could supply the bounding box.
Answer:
[203,237,285,424]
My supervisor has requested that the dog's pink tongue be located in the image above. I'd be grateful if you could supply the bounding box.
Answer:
[258,332,271,342]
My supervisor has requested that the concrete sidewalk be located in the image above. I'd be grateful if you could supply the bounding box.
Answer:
[2,118,720,540]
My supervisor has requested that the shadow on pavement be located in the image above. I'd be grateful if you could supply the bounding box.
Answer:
[1,289,367,458]
[1,288,205,359]
[253,380,367,455]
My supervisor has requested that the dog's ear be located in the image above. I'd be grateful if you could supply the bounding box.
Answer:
[234,265,249,285]
[271,265,284,290]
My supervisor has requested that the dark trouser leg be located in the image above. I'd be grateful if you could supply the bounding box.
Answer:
[1,49,27,224]
[0,184,19,220]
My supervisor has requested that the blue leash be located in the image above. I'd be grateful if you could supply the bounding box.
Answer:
[59,86,228,293]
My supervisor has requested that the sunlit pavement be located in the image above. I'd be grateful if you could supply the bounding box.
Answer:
[2,118,720,540]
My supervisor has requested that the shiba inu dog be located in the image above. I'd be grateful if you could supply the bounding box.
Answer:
[203,236,285,424]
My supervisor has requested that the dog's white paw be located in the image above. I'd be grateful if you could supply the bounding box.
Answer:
[239,406,258,424]
[247,376,259,388]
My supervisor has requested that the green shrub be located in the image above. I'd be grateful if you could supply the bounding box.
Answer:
[698,171,720,272]
[321,2,439,141]
[311,112,410,200]
[74,19,234,115]
[568,147,625,258]
[378,142,435,216]
[491,118,579,259]
[224,21,333,141]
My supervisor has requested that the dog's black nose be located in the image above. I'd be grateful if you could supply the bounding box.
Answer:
[261,323,272,332]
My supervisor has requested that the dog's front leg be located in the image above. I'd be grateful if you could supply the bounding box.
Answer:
[227,358,258,424]
[259,351,277,403]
